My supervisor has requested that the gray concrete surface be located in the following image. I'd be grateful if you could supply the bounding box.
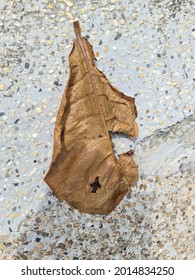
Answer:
[0,0,194,259]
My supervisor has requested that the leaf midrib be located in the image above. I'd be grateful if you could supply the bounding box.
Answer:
[73,21,115,160]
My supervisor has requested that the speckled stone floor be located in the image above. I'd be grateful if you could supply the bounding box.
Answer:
[0,0,195,260]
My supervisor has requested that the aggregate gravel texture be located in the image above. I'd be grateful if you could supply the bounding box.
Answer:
[0,0,195,259]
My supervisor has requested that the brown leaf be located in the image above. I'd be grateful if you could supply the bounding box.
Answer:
[44,21,138,215]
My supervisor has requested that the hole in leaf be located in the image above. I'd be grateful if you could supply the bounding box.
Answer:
[109,132,137,157]
[90,176,101,193]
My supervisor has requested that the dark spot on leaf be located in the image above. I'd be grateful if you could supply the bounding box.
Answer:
[98,134,103,137]
[90,177,101,193]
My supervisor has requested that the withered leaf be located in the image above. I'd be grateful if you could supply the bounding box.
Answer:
[44,21,138,215]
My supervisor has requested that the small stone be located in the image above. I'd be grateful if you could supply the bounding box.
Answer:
[66,12,74,20]
[104,45,109,52]
[110,5,115,12]
[131,13,137,20]
[113,13,117,19]
[14,119,19,124]
[12,213,20,218]
[42,231,49,237]
[0,112,5,116]
[25,62,30,69]
[51,117,56,123]
[131,226,136,232]
[36,237,41,242]
[36,108,42,114]
[121,12,126,19]
[148,178,153,182]
[48,4,54,9]
[113,20,118,27]
[65,0,73,7]
[58,243,67,250]
[54,81,59,86]
[39,192,45,199]
[35,4,40,11]
[143,185,147,190]
[2,67,10,73]
[0,83,5,90]
[101,0,107,6]
[0,244,6,250]
[79,8,85,14]
[36,217,42,223]
[114,33,121,40]
[47,40,54,45]
[29,168,37,176]
[14,21,21,27]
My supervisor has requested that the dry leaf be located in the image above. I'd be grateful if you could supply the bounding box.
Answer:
[44,21,138,214]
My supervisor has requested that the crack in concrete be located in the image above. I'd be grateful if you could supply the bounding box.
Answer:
[136,113,194,145]
[135,114,195,178]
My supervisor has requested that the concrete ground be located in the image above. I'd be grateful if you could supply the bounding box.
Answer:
[0,0,194,259]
